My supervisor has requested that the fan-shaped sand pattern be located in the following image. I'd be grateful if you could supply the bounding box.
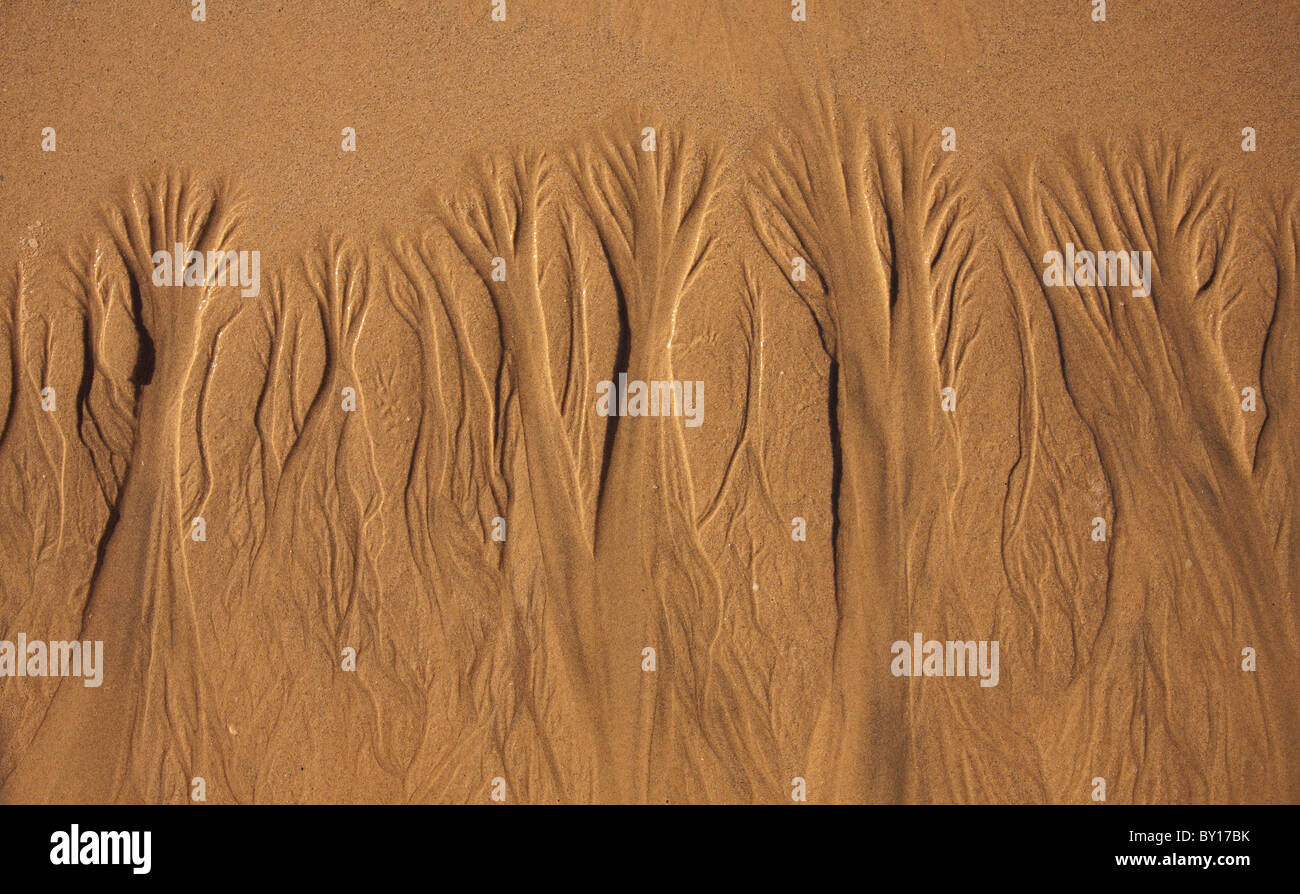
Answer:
[0,1,1297,805]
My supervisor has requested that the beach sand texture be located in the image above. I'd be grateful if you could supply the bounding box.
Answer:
[0,0,1297,803]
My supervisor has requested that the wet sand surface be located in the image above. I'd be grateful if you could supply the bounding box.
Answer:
[0,0,1297,803]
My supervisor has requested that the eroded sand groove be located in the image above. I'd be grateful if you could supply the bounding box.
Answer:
[0,101,1297,803]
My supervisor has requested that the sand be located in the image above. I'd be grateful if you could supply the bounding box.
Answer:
[0,0,1297,804]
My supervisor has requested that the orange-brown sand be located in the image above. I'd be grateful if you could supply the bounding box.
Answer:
[0,0,1297,803]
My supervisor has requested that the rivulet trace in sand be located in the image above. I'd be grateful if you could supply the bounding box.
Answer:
[0,0,1297,804]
